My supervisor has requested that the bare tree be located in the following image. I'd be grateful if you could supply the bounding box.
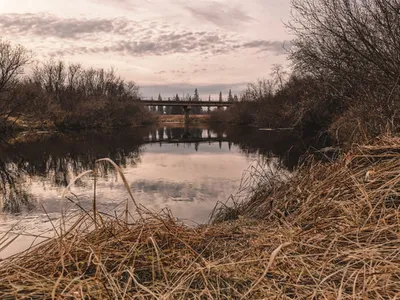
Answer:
[0,42,145,130]
[67,64,82,91]
[0,40,31,94]
[241,79,275,102]
[287,0,400,137]
[270,64,287,90]
[0,40,31,125]
[289,0,400,91]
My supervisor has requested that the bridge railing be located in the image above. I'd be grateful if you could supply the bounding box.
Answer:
[138,97,234,102]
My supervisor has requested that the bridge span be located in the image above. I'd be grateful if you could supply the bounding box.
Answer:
[140,99,234,107]
[139,99,235,123]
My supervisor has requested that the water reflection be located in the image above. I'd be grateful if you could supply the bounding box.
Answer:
[0,125,306,216]
[0,160,33,213]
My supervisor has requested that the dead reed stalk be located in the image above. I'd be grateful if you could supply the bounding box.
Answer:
[0,135,399,298]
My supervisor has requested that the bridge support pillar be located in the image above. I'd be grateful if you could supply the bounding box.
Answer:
[183,106,191,124]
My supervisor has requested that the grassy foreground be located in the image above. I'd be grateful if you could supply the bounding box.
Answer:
[0,136,399,299]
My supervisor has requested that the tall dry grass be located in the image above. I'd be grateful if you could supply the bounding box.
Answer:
[0,135,399,298]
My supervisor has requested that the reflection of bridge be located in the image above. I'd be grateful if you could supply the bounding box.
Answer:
[143,134,231,151]
[144,137,229,144]
[140,99,234,123]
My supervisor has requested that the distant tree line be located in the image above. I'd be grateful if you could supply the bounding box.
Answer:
[0,40,151,131]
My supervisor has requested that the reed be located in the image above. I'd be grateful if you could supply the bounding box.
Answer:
[0,135,399,298]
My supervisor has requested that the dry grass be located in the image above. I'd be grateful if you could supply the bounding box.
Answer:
[4,115,55,132]
[0,135,399,298]
[157,114,211,124]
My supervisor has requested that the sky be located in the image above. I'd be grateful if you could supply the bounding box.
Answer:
[0,0,293,98]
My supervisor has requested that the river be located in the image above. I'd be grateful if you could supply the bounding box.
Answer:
[0,124,304,258]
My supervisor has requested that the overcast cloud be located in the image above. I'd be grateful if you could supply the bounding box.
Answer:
[0,13,290,57]
[0,0,292,96]
[184,2,254,29]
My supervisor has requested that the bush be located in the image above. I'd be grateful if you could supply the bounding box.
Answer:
[288,0,400,141]
[0,42,153,131]
[215,0,400,144]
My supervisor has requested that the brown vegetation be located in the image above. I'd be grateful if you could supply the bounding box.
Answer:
[0,135,399,298]
[216,0,400,145]
[1,1,399,297]
[157,114,210,124]
[0,40,153,132]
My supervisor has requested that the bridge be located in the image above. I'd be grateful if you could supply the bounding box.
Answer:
[143,136,231,151]
[139,99,235,123]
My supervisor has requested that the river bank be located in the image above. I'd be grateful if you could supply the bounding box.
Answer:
[156,114,211,125]
[0,134,398,298]
[1,114,212,136]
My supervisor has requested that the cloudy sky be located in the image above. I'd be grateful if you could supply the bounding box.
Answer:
[0,0,292,98]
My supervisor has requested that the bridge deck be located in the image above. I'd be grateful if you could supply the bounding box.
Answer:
[139,100,234,107]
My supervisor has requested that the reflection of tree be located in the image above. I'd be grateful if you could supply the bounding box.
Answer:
[158,127,165,140]
[0,128,149,213]
[208,124,309,170]
[143,126,307,167]
[0,124,311,213]
[171,127,185,139]
[166,128,172,139]
[0,158,34,213]
[151,130,157,141]
[182,129,191,139]
[190,128,203,139]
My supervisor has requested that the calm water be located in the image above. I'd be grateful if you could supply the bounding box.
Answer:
[0,125,304,258]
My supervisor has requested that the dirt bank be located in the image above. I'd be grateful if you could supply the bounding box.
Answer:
[156,114,211,124]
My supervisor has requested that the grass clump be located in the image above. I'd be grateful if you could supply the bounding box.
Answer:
[0,135,399,299]
[0,212,296,299]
